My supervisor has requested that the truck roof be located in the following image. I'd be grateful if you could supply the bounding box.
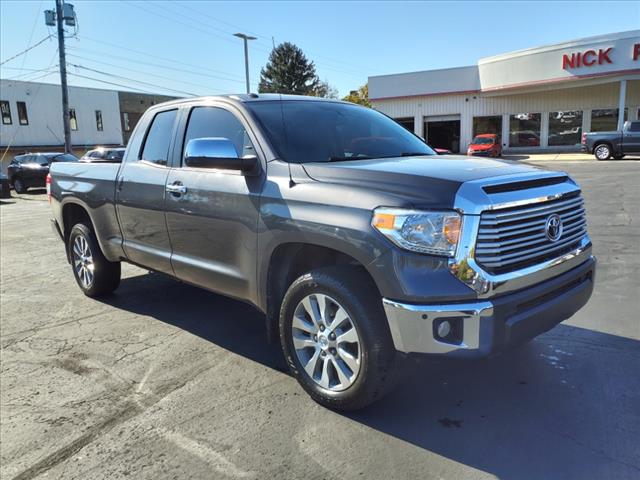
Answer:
[151,93,349,109]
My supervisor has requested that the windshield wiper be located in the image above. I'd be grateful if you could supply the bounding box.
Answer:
[400,152,432,156]
[327,155,372,162]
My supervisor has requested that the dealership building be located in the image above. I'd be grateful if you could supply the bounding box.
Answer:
[369,30,640,153]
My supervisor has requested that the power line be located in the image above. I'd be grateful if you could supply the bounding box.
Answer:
[74,35,247,81]
[68,63,196,96]
[0,35,53,66]
[66,54,230,94]
[67,71,174,96]
[66,46,247,85]
[122,1,239,47]
[17,0,45,75]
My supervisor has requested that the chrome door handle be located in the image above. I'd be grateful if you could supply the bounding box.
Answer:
[166,184,187,195]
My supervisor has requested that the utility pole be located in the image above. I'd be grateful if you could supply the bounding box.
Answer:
[46,1,75,152]
[233,33,256,94]
[55,0,71,153]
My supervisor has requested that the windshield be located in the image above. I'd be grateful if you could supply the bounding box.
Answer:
[52,153,79,162]
[246,100,435,163]
[472,136,494,145]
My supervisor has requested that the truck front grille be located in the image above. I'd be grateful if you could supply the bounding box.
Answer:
[475,192,587,274]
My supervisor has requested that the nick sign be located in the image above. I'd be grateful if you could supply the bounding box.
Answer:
[563,43,640,70]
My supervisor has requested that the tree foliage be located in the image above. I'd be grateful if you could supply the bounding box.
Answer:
[258,42,339,98]
[258,42,320,95]
[342,84,371,107]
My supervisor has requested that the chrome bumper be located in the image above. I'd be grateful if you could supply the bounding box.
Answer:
[382,299,493,354]
[383,254,596,356]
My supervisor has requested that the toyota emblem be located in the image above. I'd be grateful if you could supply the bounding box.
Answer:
[545,214,563,242]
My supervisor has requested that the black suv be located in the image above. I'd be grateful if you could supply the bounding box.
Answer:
[8,152,78,193]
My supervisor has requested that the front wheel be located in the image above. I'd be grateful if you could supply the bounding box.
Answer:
[68,223,121,297]
[13,178,27,193]
[279,266,399,411]
[594,144,611,160]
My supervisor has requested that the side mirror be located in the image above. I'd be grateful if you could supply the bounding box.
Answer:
[184,137,258,173]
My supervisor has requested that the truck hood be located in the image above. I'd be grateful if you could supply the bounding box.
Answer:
[301,155,542,208]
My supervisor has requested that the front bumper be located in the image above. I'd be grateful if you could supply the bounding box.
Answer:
[383,255,595,357]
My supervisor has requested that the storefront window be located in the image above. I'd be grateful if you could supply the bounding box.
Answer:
[591,108,627,132]
[548,111,582,146]
[473,116,502,139]
[509,113,541,147]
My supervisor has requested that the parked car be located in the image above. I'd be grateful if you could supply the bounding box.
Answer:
[467,134,502,157]
[49,94,595,410]
[8,152,78,193]
[434,147,452,155]
[80,147,126,163]
[0,173,11,199]
[582,120,640,160]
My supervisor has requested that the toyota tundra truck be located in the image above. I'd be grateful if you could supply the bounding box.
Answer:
[49,94,596,410]
[582,120,640,160]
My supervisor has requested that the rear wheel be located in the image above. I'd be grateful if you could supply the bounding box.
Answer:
[594,143,611,160]
[279,266,399,411]
[68,223,120,297]
[13,178,27,193]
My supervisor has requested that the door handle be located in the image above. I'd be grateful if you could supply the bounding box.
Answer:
[166,183,187,195]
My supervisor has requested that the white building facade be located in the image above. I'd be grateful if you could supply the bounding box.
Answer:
[0,79,123,150]
[369,31,640,153]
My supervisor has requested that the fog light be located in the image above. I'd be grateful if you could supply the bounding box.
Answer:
[437,320,452,339]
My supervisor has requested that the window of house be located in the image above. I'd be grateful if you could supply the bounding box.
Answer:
[123,112,131,131]
[590,108,628,132]
[509,113,541,147]
[182,107,255,163]
[140,109,177,165]
[1,101,12,125]
[69,108,78,130]
[17,101,29,125]
[95,110,103,131]
[548,111,583,146]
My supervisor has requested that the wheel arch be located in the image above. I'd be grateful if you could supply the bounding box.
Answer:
[263,242,381,343]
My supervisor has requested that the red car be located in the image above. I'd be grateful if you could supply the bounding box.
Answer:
[467,134,502,157]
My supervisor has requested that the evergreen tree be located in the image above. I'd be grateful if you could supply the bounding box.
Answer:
[258,42,320,95]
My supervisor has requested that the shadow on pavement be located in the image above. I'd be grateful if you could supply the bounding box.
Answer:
[102,272,640,479]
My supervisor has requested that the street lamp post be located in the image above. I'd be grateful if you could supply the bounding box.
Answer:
[233,33,257,94]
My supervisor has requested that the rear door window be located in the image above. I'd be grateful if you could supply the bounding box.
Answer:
[140,109,178,166]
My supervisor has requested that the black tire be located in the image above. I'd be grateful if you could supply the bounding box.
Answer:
[279,266,400,411]
[68,223,121,297]
[13,178,27,193]
[593,143,612,160]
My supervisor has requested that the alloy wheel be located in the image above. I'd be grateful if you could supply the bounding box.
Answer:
[595,145,610,160]
[291,293,362,391]
[72,235,94,288]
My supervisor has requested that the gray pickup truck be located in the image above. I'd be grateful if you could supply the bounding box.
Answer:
[582,120,640,160]
[49,94,596,410]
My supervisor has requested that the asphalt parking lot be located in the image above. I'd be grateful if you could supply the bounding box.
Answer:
[1,160,639,480]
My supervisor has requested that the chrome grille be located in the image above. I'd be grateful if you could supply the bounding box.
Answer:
[475,192,587,274]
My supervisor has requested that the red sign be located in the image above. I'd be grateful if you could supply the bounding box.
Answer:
[563,43,640,70]
[562,48,612,69]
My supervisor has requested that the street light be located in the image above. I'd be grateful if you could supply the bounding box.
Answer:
[234,33,257,94]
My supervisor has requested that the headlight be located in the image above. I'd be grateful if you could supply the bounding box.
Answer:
[372,208,461,256]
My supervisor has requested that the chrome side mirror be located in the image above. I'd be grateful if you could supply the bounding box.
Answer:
[184,137,257,173]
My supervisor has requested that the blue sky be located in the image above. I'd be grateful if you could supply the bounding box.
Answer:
[1,1,639,98]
